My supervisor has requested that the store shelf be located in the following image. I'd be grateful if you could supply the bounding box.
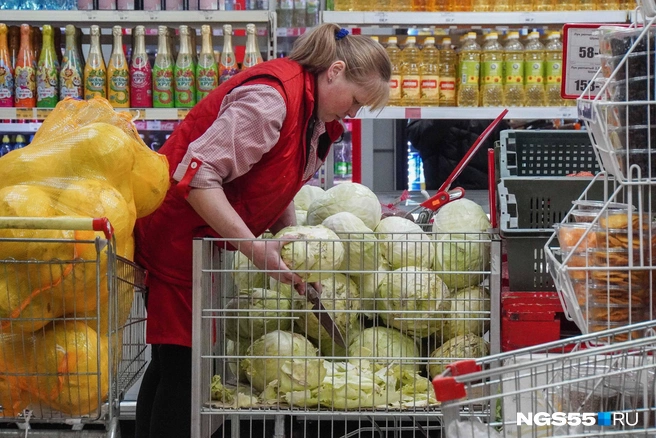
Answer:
[0,10,272,25]
[0,123,42,133]
[355,106,578,119]
[0,107,191,121]
[322,10,629,25]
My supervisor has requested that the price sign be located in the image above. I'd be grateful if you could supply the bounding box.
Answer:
[35,108,52,120]
[373,12,388,23]
[441,12,455,23]
[15,108,34,120]
[177,108,190,119]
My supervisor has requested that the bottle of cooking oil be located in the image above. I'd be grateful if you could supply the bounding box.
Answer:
[596,0,620,9]
[524,31,545,106]
[471,0,491,12]
[401,37,421,106]
[480,32,503,106]
[503,31,524,107]
[545,32,565,106]
[420,37,439,106]
[449,0,471,10]
[513,0,531,11]
[438,37,456,106]
[534,0,554,11]
[493,0,511,11]
[386,36,402,106]
[457,32,480,107]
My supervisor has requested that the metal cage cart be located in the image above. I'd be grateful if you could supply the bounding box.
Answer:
[191,227,501,438]
[433,320,656,437]
[0,217,148,437]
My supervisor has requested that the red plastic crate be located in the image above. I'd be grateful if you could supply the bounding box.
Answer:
[501,291,564,352]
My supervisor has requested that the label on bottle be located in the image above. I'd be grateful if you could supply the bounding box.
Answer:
[504,59,524,85]
[196,63,217,101]
[60,65,83,99]
[14,65,35,106]
[174,55,196,108]
[37,63,59,107]
[526,60,544,84]
[481,60,502,85]
[306,0,318,12]
[389,74,401,100]
[0,60,14,107]
[243,52,263,69]
[438,76,456,104]
[131,56,153,108]
[108,68,129,107]
[334,161,348,177]
[421,75,439,100]
[546,60,561,85]
[460,60,480,84]
[153,64,174,108]
[402,75,421,99]
[85,68,107,99]
[280,0,293,9]
[219,53,238,84]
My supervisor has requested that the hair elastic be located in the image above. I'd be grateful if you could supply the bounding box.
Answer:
[335,28,349,40]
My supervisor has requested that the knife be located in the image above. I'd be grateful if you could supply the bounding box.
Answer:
[305,284,347,349]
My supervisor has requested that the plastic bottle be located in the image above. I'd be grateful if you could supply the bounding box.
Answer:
[293,0,306,26]
[14,24,35,108]
[153,26,174,108]
[130,25,152,108]
[513,0,531,11]
[219,24,239,84]
[524,31,545,107]
[412,0,426,11]
[420,37,439,106]
[493,0,511,11]
[438,37,456,106]
[174,25,196,108]
[36,25,59,108]
[13,134,26,150]
[278,0,294,26]
[84,25,107,100]
[534,0,553,11]
[471,0,491,12]
[457,32,480,107]
[242,23,264,70]
[196,24,218,102]
[306,0,319,26]
[545,31,565,107]
[376,0,390,10]
[579,0,594,9]
[449,0,471,11]
[60,25,83,101]
[401,37,421,106]
[386,36,402,106]
[333,132,352,178]
[107,25,130,108]
[596,0,620,9]
[503,31,525,107]
[0,135,12,156]
[426,0,448,10]
[480,32,503,107]
[0,24,14,108]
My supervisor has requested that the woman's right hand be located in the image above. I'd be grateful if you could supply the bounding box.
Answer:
[246,239,305,290]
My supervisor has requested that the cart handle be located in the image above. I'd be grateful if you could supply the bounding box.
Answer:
[0,217,114,239]
[432,360,482,402]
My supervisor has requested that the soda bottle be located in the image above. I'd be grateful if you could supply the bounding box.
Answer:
[13,134,26,150]
[306,0,319,26]
[278,0,294,26]
[0,134,11,156]
[107,25,130,108]
[84,25,107,100]
[36,25,59,108]
[196,24,218,102]
[174,25,196,108]
[8,26,19,72]
[60,25,83,100]
[503,31,525,107]
[15,24,35,108]
[524,31,545,106]
[153,26,174,108]
[480,32,503,106]
[438,37,456,106]
[293,0,306,26]
[242,23,264,70]
[386,36,402,106]
[457,32,480,107]
[401,37,421,106]
[545,31,565,107]
[420,37,439,106]
[219,24,239,84]
[130,25,152,108]
[0,24,14,108]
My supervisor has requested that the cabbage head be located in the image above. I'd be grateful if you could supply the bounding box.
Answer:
[427,333,489,377]
[225,288,292,343]
[322,212,380,272]
[306,182,382,231]
[348,327,420,373]
[294,185,326,210]
[353,262,390,318]
[242,330,326,393]
[376,267,450,338]
[375,216,434,269]
[295,210,307,226]
[294,274,361,357]
[226,339,249,383]
[275,225,344,282]
[232,250,268,292]
[442,286,491,340]
[432,199,491,235]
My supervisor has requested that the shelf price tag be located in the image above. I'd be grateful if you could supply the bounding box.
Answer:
[373,12,388,23]
[35,108,52,120]
[15,108,34,120]
[519,13,536,23]
[177,109,190,119]
[404,107,421,119]
[440,12,455,23]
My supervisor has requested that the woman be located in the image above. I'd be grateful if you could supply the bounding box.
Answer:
[134,23,391,438]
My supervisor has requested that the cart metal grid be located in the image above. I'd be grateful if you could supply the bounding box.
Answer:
[191,229,501,437]
[0,217,147,437]
[433,320,656,437]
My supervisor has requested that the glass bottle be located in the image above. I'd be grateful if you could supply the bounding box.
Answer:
[153,25,174,108]
[36,24,59,108]
[107,25,130,108]
[0,24,14,108]
[8,26,19,71]
[84,25,107,100]
[32,26,41,68]
[14,24,36,108]
[196,24,218,102]
[174,25,196,108]
[242,23,263,70]
[60,24,83,100]
[219,24,238,84]
[130,25,152,108]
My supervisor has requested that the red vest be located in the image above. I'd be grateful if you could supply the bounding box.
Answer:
[134,59,342,346]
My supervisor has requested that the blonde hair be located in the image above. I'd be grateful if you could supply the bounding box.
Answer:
[289,23,391,110]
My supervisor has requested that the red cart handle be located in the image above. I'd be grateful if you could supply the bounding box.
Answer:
[0,216,114,239]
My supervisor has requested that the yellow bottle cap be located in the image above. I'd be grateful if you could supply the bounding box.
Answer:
[406,36,416,44]
[424,37,435,45]
[388,36,398,44]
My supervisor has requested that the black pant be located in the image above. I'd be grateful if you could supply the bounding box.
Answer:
[135,344,192,438]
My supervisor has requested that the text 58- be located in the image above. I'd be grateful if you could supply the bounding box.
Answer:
[579,46,597,58]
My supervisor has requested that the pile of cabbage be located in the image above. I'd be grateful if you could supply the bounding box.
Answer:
[218,185,493,410]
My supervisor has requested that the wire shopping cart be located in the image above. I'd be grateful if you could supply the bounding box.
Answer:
[0,217,147,437]
[433,320,656,437]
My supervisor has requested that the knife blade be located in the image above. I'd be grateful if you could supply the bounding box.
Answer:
[305,284,347,349]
